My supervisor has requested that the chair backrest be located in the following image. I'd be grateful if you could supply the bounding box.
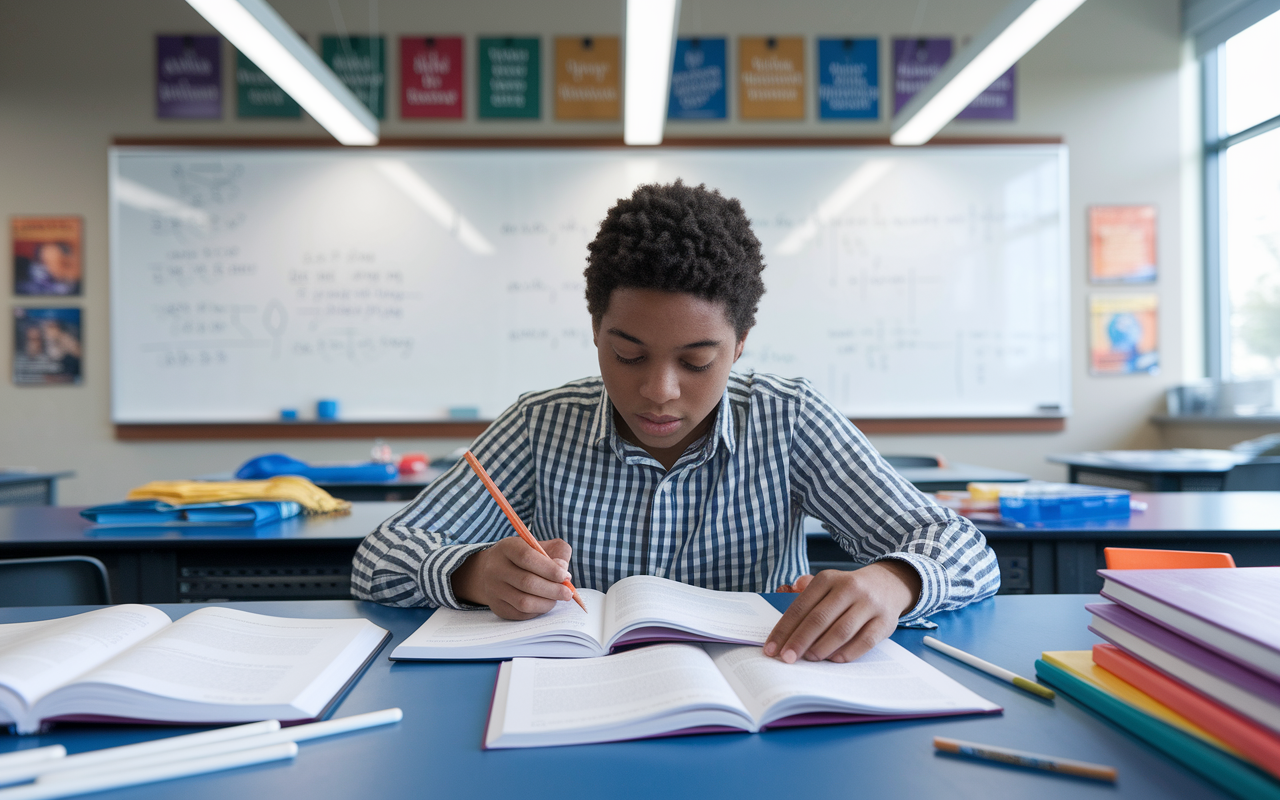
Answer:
[1222,458,1280,491]
[1103,547,1236,570]
[0,556,112,606]
[882,455,946,469]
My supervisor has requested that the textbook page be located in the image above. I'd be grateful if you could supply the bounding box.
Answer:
[706,641,1001,726]
[0,606,171,714]
[495,643,751,744]
[391,589,609,659]
[46,608,383,713]
[602,576,782,646]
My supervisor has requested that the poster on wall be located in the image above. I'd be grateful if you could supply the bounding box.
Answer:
[321,36,386,119]
[554,37,620,120]
[1089,205,1158,283]
[893,38,1015,120]
[738,37,805,120]
[156,35,222,119]
[401,37,464,119]
[817,38,879,120]
[956,65,1015,120]
[1089,294,1159,375]
[13,307,82,386]
[236,49,302,118]
[478,37,540,119]
[668,37,727,120]
[12,216,82,297]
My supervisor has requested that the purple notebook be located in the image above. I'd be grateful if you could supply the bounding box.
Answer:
[1098,566,1280,683]
[1087,602,1280,708]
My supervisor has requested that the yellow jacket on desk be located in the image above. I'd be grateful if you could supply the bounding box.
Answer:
[127,476,351,514]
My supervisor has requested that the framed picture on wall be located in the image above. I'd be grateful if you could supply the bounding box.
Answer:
[1089,205,1157,283]
[13,307,82,385]
[1089,293,1158,375]
[12,216,83,296]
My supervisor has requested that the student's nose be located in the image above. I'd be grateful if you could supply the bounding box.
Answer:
[639,363,680,405]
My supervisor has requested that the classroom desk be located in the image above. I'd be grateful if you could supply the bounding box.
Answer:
[808,492,1280,595]
[0,470,74,506]
[1047,450,1247,491]
[0,594,1244,800]
[0,502,402,604]
[889,462,1029,491]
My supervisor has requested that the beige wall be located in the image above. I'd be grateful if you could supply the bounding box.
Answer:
[0,0,1205,505]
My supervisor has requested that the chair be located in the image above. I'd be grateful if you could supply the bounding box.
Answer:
[1103,547,1236,570]
[1222,458,1280,491]
[882,455,948,469]
[0,556,112,606]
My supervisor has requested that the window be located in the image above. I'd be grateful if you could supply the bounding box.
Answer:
[1205,9,1280,380]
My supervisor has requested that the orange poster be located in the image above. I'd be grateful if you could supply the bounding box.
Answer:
[554,37,620,120]
[12,216,83,296]
[1089,205,1157,283]
[739,37,805,120]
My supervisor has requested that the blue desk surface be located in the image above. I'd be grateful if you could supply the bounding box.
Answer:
[0,595,1239,799]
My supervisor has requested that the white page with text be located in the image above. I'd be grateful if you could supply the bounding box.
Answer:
[602,576,781,645]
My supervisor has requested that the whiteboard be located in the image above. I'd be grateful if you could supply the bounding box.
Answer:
[109,145,1070,423]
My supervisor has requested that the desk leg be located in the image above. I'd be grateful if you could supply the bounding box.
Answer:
[1055,541,1102,594]
[1031,542,1055,593]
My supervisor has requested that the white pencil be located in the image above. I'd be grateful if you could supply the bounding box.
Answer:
[923,636,1056,700]
[0,720,279,788]
[0,743,297,800]
[37,708,403,784]
[0,751,64,772]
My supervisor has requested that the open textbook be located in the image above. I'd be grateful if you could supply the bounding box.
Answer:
[0,605,389,735]
[391,575,783,660]
[485,641,1002,748]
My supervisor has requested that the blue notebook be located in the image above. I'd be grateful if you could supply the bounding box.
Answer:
[81,500,302,526]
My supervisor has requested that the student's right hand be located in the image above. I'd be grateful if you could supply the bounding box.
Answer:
[451,537,574,619]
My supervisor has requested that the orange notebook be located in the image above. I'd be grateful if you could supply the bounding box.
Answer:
[1093,643,1280,779]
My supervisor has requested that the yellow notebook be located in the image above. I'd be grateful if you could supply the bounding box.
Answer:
[1041,650,1240,757]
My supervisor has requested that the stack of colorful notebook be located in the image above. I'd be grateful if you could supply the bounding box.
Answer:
[1034,566,1280,800]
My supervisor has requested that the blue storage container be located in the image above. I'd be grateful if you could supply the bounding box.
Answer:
[997,482,1131,526]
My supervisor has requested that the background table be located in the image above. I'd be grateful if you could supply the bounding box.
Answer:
[0,470,74,506]
[1047,451,1246,491]
[0,595,1247,799]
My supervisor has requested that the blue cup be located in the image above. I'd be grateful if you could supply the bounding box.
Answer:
[280,409,298,421]
[317,399,339,420]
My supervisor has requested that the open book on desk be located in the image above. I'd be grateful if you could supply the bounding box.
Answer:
[0,605,388,735]
[391,575,782,660]
[485,641,1002,748]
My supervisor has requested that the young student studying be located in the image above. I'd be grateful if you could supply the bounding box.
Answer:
[352,180,1000,663]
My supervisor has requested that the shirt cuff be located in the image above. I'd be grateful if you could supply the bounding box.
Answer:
[419,542,495,610]
[871,552,948,624]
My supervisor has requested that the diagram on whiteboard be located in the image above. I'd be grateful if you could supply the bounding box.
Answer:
[110,147,1069,423]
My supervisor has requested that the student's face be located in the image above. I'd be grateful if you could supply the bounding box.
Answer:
[594,288,746,460]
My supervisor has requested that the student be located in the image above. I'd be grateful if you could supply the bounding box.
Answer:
[352,181,999,664]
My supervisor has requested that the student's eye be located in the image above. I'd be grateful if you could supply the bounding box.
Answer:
[613,352,643,365]
[682,360,713,373]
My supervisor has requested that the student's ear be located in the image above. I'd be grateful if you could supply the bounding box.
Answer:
[733,330,749,362]
[591,319,600,348]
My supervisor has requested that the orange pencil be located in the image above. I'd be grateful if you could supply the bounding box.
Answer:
[463,450,588,613]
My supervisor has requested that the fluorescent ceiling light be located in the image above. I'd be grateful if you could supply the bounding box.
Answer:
[185,0,378,145]
[624,0,682,145]
[373,161,495,255]
[775,159,894,256]
[891,0,1086,146]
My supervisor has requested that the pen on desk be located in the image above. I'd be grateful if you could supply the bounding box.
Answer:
[0,749,65,771]
[933,737,1118,783]
[463,450,588,613]
[922,636,1055,700]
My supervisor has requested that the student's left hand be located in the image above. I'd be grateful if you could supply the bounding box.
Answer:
[763,561,922,664]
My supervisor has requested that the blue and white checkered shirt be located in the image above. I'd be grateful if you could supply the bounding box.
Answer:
[351,373,1000,621]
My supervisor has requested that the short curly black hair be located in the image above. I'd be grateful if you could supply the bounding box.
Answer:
[584,180,765,337]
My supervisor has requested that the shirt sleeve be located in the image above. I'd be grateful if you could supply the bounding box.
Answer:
[787,381,1000,622]
[350,399,537,609]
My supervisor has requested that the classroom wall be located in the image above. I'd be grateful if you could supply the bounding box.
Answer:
[0,0,1204,505]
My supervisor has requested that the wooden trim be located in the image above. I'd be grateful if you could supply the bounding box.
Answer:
[1150,414,1280,427]
[116,416,1064,440]
[111,136,1064,149]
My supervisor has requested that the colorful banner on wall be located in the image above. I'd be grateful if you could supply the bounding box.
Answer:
[13,307,82,385]
[12,216,82,297]
[817,38,879,120]
[739,37,805,120]
[156,35,221,119]
[236,49,301,118]
[669,38,727,120]
[321,36,386,119]
[554,37,620,120]
[893,37,1014,120]
[1089,294,1159,375]
[401,37,464,118]
[1089,205,1158,283]
[479,37,540,119]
